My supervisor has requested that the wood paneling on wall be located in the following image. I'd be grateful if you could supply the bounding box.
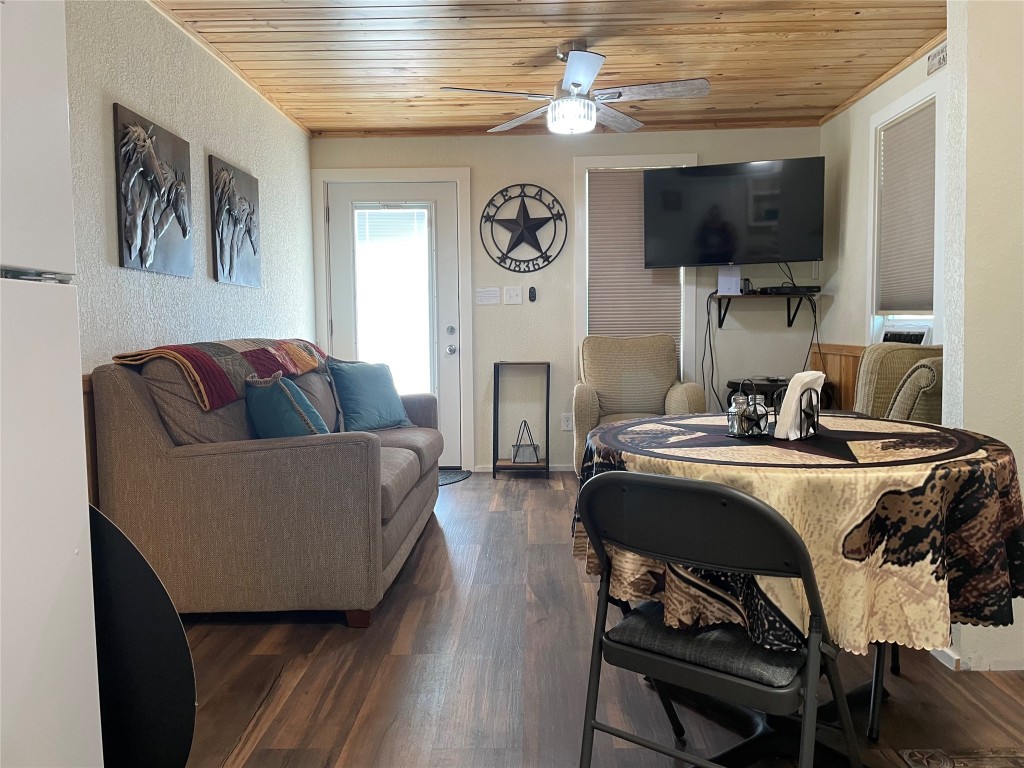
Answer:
[810,343,865,410]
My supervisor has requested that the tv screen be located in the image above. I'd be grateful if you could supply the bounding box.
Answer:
[643,156,825,268]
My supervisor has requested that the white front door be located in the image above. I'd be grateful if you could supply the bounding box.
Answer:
[327,182,462,468]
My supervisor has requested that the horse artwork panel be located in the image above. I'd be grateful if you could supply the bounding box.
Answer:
[113,104,192,277]
[208,156,260,288]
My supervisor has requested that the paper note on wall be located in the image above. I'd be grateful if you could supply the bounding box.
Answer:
[475,287,500,305]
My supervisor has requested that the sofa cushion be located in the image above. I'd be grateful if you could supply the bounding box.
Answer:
[382,468,438,566]
[245,372,329,439]
[380,448,420,524]
[293,370,342,432]
[141,358,340,445]
[327,359,413,432]
[373,427,444,474]
[142,358,254,444]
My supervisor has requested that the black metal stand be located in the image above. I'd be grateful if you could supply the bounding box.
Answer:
[492,361,550,478]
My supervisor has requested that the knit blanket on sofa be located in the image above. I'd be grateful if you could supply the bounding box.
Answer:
[113,338,327,411]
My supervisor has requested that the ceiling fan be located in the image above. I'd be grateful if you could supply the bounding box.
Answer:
[440,44,710,135]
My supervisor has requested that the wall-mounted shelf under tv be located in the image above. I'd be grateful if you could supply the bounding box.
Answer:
[713,293,825,329]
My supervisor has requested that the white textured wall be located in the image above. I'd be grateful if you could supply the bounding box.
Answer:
[818,55,936,345]
[821,11,1023,669]
[312,128,821,470]
[946,0,1024,671]
[66,0,315,372]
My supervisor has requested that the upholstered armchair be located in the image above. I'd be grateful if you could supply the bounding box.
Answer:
[854,342,943,423]
[573,335,706,475]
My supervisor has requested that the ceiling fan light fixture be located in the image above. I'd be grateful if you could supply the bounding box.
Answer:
[547,95,596,134]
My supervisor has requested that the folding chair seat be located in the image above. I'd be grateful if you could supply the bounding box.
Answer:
[577,471,861,768]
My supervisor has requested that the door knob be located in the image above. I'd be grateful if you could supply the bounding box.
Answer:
[446,344,457,355]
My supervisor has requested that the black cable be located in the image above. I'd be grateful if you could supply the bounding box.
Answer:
[803,297,825,373]
[700,294,711,403]
[778,261,797,287]
[703,291,725,411]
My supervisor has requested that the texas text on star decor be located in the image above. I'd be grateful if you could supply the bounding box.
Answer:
[480,183,567,273]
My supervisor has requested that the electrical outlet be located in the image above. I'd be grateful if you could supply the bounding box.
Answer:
[561,413,573,431]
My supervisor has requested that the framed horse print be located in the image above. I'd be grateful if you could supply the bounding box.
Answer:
[112,104,192,277]
[207,156,260,287]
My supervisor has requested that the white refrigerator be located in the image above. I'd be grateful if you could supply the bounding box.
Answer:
[1,1,104,764]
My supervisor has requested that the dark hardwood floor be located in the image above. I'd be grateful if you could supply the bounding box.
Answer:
[184,472,1024,768]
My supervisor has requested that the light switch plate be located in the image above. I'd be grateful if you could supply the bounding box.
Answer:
[503,286,522,305]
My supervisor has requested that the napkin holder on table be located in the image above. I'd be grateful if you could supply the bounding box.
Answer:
[773,370,825,440]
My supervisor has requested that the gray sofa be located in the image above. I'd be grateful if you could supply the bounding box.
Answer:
[90,357,441,626]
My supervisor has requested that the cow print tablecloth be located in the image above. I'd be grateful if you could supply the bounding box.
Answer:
[572,413,1024,655]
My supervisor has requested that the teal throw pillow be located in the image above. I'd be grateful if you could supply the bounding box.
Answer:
[245,372,329,439]
[327,359,413,432]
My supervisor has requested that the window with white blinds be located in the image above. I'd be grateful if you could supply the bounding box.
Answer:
[875,100,936,313]
[587,169,680,345]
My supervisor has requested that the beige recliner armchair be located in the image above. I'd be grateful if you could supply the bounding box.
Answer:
[854,342,943,423]
[573,335,706,475]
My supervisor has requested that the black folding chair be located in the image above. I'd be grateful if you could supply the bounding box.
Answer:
[577,471,861,768]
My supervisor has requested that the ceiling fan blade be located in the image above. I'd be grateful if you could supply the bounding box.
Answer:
[595,102,644,133]
[593,77,710,102]
[441,86,550,101]
[487,104,550,133]
[562,50,605,93]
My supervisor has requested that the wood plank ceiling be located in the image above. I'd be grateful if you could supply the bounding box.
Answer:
[152,0,947,138]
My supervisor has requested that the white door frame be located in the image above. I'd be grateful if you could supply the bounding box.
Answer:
[572,154,699,381]
[311,167,474,468]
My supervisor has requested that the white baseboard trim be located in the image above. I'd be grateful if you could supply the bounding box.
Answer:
[930,646,962,671]
[472,464,575,473]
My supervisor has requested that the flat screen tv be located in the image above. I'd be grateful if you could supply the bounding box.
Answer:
[643,156,824,268]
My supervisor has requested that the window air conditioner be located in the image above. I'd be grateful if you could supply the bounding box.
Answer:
[877,316,933,345]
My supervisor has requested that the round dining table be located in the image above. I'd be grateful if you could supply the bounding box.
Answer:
[573,412,1024,657]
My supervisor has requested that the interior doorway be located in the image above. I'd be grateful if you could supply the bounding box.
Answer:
[326,181,463,468]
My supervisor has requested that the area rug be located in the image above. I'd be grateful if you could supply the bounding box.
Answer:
[438,469,471,487]
[901,749,1024,768]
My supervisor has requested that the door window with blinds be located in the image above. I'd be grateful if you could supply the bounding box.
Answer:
[587,169,680,345]
[353,205,433,394]
[874,100,936,314]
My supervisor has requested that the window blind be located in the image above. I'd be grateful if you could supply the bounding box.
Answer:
[587,169,680,345]
[875,101,936,313]
[355,206,428,243]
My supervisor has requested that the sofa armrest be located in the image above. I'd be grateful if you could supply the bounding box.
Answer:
[854,343,943,418]
[665,381,707,415]
[401,393,438,429]
[128,432,385,612]
[573,382,600,477]
[885,357,943,424]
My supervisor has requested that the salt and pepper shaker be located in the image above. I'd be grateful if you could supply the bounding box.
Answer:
[727,394,748,436]
[728,381,769,437]
[749,393,769,436]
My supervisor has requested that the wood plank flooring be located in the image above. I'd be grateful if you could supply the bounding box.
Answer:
[183,472,1024,768]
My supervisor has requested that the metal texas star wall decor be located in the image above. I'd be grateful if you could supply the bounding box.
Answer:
[480,183,566,272]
